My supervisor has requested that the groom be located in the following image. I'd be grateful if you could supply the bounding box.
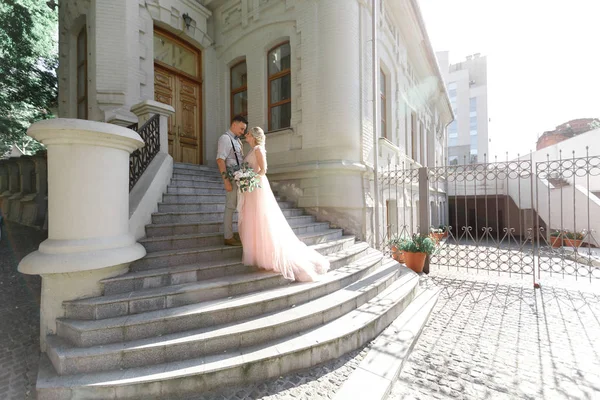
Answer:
[216,115,248,246]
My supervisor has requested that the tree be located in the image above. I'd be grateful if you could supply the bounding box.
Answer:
[0,0,58,157]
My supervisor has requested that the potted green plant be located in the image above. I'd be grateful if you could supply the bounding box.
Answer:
[387,235,406,263]
[398,234,436,273]
[563,231,584,248]
[549,230,563,248]
[438,224,448,238]
[430,227,444,244]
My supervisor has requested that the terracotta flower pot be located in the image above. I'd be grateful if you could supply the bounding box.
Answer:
[391,246,405,263]
[431,233,444,243]
[550,236,562,248]
[403,252,427,273]
[563,238,582,248]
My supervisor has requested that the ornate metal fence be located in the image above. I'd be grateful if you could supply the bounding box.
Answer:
[376,149,600,285]
[128,114,160,191]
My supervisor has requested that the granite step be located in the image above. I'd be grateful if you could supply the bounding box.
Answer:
[139,227,344,254]
[170,179,224,189]
[38,265,418,399]
[108,235,353,293]
[173,163,219,173]
[166,186,226,195]
[56,248,381,347]
[63,242,370,320]
[145,220,329,238]
[150,208,304,225]
[162,193,285,204]
[172,172,223,182]
[47,261,402,375]
[157,200,295,213]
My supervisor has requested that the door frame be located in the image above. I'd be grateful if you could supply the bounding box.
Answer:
[153,27,203,164]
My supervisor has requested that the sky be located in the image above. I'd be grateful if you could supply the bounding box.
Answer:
[418,0,600,160]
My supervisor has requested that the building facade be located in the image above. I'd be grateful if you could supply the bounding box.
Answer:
[56,0,452,242]
[436,51,488,165]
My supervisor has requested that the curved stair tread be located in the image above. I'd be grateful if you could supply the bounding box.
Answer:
[46,261,405,374]
[106,233,352,282]
[38,268,419,397]
[56,251,383,343]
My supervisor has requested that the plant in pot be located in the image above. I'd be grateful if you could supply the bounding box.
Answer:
[549,230,563,248]
[398,234,436,273]
[387,235,406,263]
[430,227,444,244]
[438,224,448,238]
[563,230,584,248]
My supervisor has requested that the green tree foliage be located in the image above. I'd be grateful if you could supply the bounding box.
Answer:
[0,0,58,157]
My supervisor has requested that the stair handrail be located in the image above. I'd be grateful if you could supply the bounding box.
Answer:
[128,114,160,191]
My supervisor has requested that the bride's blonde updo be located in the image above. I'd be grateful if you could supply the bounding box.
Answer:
[249,127,266,147]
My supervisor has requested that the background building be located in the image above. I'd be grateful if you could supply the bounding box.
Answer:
[437,51,488,164]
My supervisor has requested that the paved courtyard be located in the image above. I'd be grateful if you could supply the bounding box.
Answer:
[2,223,600,400]
[0,221,46,400]
[388,267,600,400]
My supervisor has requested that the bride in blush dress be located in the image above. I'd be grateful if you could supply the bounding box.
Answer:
[237,127,330,282]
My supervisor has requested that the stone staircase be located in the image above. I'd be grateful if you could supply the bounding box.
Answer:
[36,163,420,399]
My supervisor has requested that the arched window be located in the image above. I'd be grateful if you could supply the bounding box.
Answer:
[267,42,291,131]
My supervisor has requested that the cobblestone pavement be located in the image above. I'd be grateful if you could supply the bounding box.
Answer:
[0,221,47,400]
[388,267,600,400]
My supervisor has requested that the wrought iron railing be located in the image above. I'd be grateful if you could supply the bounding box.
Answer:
[128,114,160,191]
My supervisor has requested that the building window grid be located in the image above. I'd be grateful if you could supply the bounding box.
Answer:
[230,60,248,120]
[267,42,291,131]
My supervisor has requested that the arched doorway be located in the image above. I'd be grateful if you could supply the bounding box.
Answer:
[153,28,203,164]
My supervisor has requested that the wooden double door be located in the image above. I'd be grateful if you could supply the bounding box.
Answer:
[154,65,202,164]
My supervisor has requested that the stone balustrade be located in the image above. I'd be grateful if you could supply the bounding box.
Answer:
[0,153,48,229]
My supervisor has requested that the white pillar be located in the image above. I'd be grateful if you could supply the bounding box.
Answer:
[18,119,146,349]
[130,99,175,155]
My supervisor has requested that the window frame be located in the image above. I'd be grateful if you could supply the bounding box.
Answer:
[380,68,387,139]
[267,41,291,131]
[230,60,248,121]
[77,25,87,119]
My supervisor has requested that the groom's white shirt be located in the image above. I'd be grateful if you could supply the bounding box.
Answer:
[216,129,243,168]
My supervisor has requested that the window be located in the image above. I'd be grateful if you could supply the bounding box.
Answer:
[230,61,248,120]
[153,32,198,77]
[380,68,387,138]
[470,148,478,164]
[470,116,477,131]
[448,88,457,99]
[470,135,477,148]
[268,42,291,131]
[469,97,477,112]
[411,112,417,160]
[77,25,87,119]
[448,121,457,135]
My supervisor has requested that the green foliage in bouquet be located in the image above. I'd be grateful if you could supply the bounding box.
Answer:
[223,162,262,193]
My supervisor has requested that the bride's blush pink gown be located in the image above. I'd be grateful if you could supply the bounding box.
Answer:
[237,145,330,282]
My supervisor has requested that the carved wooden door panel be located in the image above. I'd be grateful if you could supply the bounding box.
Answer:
[154,66,177,158]
[154,66,202,164]
[176,76,201,165]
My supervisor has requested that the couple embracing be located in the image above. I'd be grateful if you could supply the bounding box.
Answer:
[216,115,329,282]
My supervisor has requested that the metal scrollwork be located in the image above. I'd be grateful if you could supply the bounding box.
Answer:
[128,115,160,191]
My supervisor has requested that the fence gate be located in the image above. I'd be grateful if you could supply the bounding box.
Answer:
[376,151,600,287]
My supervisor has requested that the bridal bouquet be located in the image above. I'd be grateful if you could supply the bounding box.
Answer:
[224,162,261,193]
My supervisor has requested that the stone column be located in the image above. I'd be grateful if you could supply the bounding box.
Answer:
[8,157,34,221]
[130,99,175,155]
[0,160,20,218]
[0,161,8,193]
[20,154,48,227]
[18,118,146,350]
